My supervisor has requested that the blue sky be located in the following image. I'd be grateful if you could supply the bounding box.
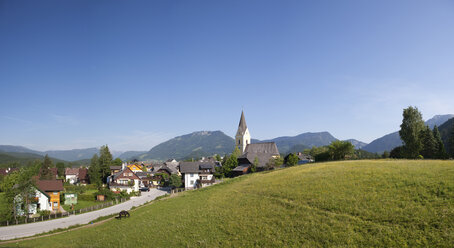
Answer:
[1,0,454,151]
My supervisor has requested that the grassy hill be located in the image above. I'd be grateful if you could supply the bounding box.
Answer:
[4,160,454,247]
[0,152,67,168]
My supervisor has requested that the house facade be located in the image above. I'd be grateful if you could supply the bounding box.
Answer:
[65,168,79,184]
[179,162,215,189]
[109,167,140,193]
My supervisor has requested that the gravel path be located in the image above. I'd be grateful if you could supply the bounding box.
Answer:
[0,188,169,240]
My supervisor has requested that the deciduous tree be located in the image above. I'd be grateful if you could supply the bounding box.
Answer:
[399,106,425,158]
[98,145,113,183]
[420,126,436,159]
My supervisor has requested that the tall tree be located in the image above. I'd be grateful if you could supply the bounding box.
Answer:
[250,157,258,173]
[112,158,122,166]
[432,125,447,159]
[449,123,454,158]
[88,154,101,187]
[399,106,425,158]
[98,145,113,183]
[419,126,436,159]
[39,155,54,180]
[55,162,65,177]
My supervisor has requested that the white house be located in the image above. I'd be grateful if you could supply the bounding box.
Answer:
[179,162,215,189]
[108,167,140,194]
[65,168,79,184]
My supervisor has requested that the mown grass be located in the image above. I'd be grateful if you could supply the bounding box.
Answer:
[2,160,454,247]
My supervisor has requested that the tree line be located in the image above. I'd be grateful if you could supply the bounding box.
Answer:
[391,106,454,159]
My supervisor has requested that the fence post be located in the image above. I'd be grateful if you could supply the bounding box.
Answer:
[6,220,8,226]
[16,219,18,225]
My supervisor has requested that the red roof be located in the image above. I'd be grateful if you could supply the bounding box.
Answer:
[78,168,88,180]
[36,179,64,192]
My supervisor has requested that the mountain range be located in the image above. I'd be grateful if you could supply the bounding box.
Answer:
[2,114,453,163]
[362,114,454,154]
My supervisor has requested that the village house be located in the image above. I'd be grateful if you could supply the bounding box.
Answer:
[109,167,140,193]
[110,165,122,175]
[179,161,215,189]
[17,179,65,215]
[65,168,79,184]
[64,168,89,185]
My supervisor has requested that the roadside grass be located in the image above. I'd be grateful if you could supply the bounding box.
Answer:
[3,160,454,247]
[62,200,100,212]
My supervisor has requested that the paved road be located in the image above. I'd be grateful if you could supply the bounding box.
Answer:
[0,188,169,240]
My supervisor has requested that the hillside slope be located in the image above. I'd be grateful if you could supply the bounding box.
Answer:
[140,131,235,160]
[9,160,454,247]
[257,131,338,154]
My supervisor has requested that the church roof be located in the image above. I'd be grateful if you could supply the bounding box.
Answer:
[237,111,248,135]
[244,142,279,155]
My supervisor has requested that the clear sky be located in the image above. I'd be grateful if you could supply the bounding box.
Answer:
[1,0,454,152]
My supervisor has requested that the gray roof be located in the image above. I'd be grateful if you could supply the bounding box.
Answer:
[237,111,248,135]
[179,162,215,174]
[244,142,279,155]
[238,152,277,168]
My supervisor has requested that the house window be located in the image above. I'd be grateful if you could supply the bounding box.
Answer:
[53,192,58,195]
[238,140,240,145]
[53,202,58,207]
[190,174,193,177]
[190,180,194,185]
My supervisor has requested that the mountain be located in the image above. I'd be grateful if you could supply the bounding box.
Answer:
[44,148,99,162]
[140,131,235,161]
[255,132,338,154]
[363,114,454,154]
[0,145,43,155]
[0,151,68,167]
[117,151,148,161]
[345,139,368,149]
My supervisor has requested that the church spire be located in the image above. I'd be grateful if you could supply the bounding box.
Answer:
[238,110,248,135]
[236,110,251,154]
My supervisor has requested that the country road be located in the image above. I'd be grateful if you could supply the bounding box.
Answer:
[0,188,169,241]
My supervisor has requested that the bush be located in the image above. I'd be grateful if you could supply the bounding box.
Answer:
[78,193,96,201]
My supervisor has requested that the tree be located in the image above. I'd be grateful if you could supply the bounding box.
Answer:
[56,162,65,177]
[420,126,437,159]
[285,153,299,166]
[265,156,283,170]
[432,125,447,159]
[448,123,454,158]
[168,174,182,188]
[98,145,113,183]
[232,146,242,158]
[215,154,222,162]
[399,106,425,158]
[222,154,238,178]
[112,158,122,166]
[39,155,54,180]
[390,146,404,159]
[382,151,390,159]
[88,154,101,187]
[250,157,258,173]
[328,141,354,160]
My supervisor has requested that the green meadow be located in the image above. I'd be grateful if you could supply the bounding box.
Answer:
[3,160,454,247]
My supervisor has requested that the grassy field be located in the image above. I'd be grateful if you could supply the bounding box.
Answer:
[2,160,454,247]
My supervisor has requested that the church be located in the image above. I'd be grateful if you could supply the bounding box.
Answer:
[232,111,280,175]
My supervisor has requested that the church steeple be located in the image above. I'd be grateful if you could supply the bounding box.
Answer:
[235,110,251,154]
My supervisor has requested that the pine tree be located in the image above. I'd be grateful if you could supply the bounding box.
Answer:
[399,106,425,158]
[88,154,101,187]
[98,145,113,184]
[449,123,454,158]
[39,154,54,180]
[420,126,436,159]
[432,125,447,159]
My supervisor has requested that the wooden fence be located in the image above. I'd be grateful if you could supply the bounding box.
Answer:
[0,198,127,227]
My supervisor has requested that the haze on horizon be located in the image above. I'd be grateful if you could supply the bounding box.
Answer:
[1,0,454,152]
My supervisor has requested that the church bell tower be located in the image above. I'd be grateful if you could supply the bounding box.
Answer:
[235,111,251,154]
